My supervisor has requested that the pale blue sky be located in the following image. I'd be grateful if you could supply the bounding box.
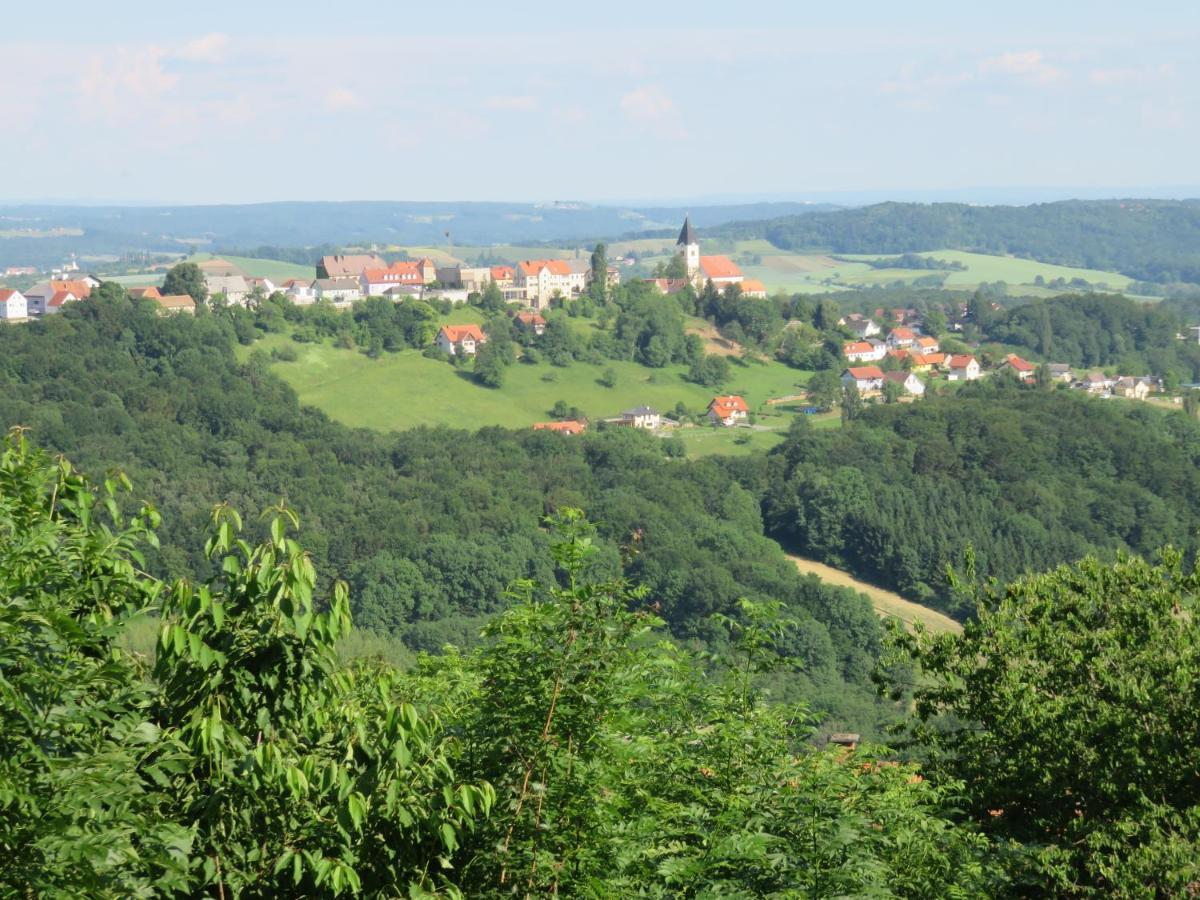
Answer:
[4,1,1198,204]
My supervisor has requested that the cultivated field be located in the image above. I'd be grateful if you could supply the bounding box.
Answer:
[186,253,314,282]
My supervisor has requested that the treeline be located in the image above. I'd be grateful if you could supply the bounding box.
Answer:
[7,437,1200,896]
[741,379,1200,610]
[710,199,1200,284]
[0,293,888,726]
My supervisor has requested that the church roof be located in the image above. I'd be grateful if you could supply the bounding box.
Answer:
[677,216,697,246]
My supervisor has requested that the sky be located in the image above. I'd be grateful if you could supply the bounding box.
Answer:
[3,0,1199,205]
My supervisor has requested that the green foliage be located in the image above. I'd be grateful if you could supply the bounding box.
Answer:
[162,262,209,307]
[886,551,1200,895]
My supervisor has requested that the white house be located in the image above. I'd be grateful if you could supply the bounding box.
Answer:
[515,259,586,309]
[205,274,250,306]
[882,370,925,397]
[0,289,28,320]
[282,279,315,304]
[841,315,881,338]
[886,327,918,350]
[361,263,424,296]
[841,366,885,393]
[707,395,749,426]
[42,290,79,315]
[1000,354,1036,381]
[946,355,981,381]
[620,406,662,429]
[844,340,887,363]
[313,278,362,306]
[437,324,487,356]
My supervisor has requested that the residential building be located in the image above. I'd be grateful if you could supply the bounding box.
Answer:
[26,279,93,314]
[514,311,546,335]
[43,290,79,314]
[0,289,27,320]
[361,263,424,296]
[738,278,768,298]
[127,286,162,301]
[619,406,662,430]
[1080,372,1115,394]
[317,254,386,279]
[313,277,362,305]
[1000,354,1036,381]
[246,276,276,296]
[915,336,939,353]
[155,294,196,315]
[3,266,37,277]
[707,395,750,426]
[515,259,585,309]
[844,340,887,363]
[437,324,487,356]
[282,279,315,303]
[646,278,691,296]
[205,274,250,306]
[1047,363,1073,383]
[886,326,917,350]
[490,265,515,286]
[842,366,885,393]
[840,314,881,338]
[946,355,981,381]
[882,370,925,397]
[1114,376,1150,400]
[532,420,586,435]
[908,352,944,372]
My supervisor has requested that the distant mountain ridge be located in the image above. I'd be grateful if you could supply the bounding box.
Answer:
[708,199,1200,284]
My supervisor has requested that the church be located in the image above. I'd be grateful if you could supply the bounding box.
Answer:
[648,217,767,298]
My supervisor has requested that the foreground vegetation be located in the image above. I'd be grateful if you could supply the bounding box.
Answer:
[5,434,1199,897]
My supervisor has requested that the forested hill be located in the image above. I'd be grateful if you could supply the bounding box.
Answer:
[741,379,1200,611]
[710,199,1200,283]
[0,296,887,728]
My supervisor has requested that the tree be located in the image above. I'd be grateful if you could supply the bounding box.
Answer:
[474,339,512,388]
[599,367,617,388]
[840,381,863,422]
[162,262,208,307]
[478,280,505,313]
[923,308,947,337]
[806,370,841,410]
[589,243,608,302]
[882,379,905,404]
[886,551,1200,894]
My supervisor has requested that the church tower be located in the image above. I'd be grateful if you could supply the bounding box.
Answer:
[677,216,700,279]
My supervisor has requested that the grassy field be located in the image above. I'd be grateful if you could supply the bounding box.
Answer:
[250,332,813,434]
[788,555,961,634]
[186,253,314,282]
[674,426,787,457]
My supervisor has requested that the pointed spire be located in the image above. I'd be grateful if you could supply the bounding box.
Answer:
[677,216,697,246]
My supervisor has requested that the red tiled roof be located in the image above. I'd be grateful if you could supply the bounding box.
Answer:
[890,327,916,340]
[0,289,21,303]
[517,259,572,277]
[156,294,195,310]
[883,371,916,384]
[533,420,586,435]
[844,341,874,355]
[320,254,385,277]
[708,395,749,416]
[363,263,422,284]
[739,278,767,293]
[48,290,76,307]
[846,366,884,379]
[51,280,91,298]
[699,255,742,280]
[127,286,162,299]
[439,324,486,343]
[490,265,514,280]
[1004,353,1035,372]
[949,354,977,368]
[916,336,938,348]
[516,311,546,326]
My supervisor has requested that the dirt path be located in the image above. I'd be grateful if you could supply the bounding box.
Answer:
[787,555,961,634]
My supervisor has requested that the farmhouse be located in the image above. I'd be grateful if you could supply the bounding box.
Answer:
[946,355,981,381]
[127,286,161,301]
[532,420,586,435]
[1000,354,1036,381]
[882,370,925,397]
[1080,372,1115,394]
[313,278,362,305]
[707,395,749,426]
[317,254,387,279]
[619,406,662,430]
[844,340,886,363]
[514,311,546,335]
[842,366,884,393]
[0,289,27,320]
[437,323,487,356]
[155,294,196,315]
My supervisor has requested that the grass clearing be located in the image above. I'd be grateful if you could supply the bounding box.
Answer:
[673,426,787,457]
[787,555,961,634]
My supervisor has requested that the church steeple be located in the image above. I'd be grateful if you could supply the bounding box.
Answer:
[677,216,700,279]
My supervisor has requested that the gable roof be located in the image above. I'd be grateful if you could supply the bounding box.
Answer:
[890,326,916,340]
[844,341,874,355]
[0,289,23,304]
[127,286,162,300]
[916,336,938,348]
[363,262,422,283]
[845,366,884,380]
[314,277,361,291]
[1003,353,1035,372]
[156,294,196,311]
[883,370,917,384]
[490,265,515,280]
[516,311,546,326]
[206,275,249,294]
[622,406,658,417]
[319,254,386,277]
[677,216,697,246]
[517,259,572,277]
[708,395,749,415]
[48,290,77,307]
[699,255,742,280]
[439,324,486,343]
[739,278,767,293]
[948,354,977,369]
[50,279,92,298]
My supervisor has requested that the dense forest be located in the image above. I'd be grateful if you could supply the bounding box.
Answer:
[0,294,890,728]
[5,433,1199,896]
[745,378,1200,610]
[710,199,1200,284]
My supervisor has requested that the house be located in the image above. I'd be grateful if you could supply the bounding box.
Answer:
[317,254,387,279]
[246,276,276,296]
[908,352,943,372]
[946,355,981,381]
[514,311,546,335]
[886,326,917,350]
[882,370,925,397]
[361,263,424,296]
[26,279,94,314]
[844,340,886,363]
[707,395,750,426]
[490,265,515,286]
[515,259,586,309]
[3,266,37,277]
[645,278,691,296]
[738,278,768,298]
[43,290,79,314]
[915,336,939,353]
[619,406,662,430]
[605,265,622,288]
[127,286,162,301]
[437,323,487,356]
[313,277,362,305]
[1080,372,1115,394]
[1114,376,1150,400]
[1047,363,1073,383]
[205,274,250,306]
[414,258,437,284]
[0,289,27,320]
[841,366,884,393]
[840,315,881,338]
[532,420,586,435]
[155,294,196,315]
[698,255,744,289]
[999,354,1036,381]
[282,279,315,303]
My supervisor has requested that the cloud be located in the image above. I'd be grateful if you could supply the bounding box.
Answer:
[175,33,230,64]
[485,95,540,112]
[78,46,178,118]
[324,87,365,111]
[619,84,688,140]
[979,50,1063,85]
[1089,64,1171,86]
